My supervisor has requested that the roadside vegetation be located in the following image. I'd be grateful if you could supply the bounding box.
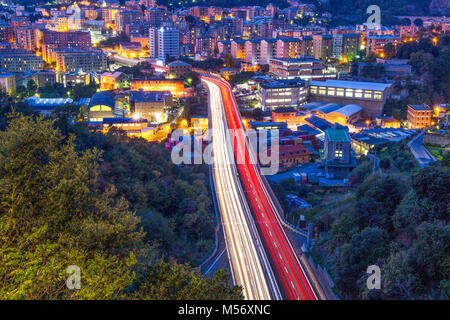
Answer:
[0,107,242,299]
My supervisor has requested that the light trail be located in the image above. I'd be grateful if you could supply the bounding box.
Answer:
[203,79,281,300]
[202,76,322,300]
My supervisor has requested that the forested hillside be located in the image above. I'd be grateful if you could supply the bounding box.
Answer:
[311,160,449,299]
[0,106,242,299]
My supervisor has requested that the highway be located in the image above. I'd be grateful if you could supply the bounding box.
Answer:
[202,75,323,300]
[203,79,281,300]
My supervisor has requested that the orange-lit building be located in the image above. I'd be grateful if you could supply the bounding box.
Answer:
[191,115,208,131]
[376,116,401,128]
[167,60,192,78]
[119,42,142,58]
[407,104,433,129]
[366,35,401,56]
[220,68,237,80]
[101,117,155,140]
[130,35,149,49]
[100,71,130,90]
[130,78,185,97]
[231,39,246,60]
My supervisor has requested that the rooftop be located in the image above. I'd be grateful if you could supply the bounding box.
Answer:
[167,60,191,67]
[129,90,171,102]
[325,128,351,142]
[261,79,306,89]
[273,106,296,114]
[331,104,363,117]
[408,104,431,111]
[309,80,392,91]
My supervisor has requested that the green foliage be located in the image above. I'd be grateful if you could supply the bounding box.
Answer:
[98,32,130,48]
[313,162,448,299]
[0,113,142,299]
[355,174,407,232]
[335,227,390,297]
[132,260,243,300]
[0,113,240,300]
[360,63,384,79]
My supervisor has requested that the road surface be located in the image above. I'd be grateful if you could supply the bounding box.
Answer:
[203,79,281,300]
[408,131,436,167]
[202,75,324,300]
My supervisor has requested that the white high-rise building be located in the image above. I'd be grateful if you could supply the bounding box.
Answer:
[149,27,179,62]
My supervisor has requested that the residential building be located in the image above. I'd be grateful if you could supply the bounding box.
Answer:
[0,24,14,43]
[312,34,333,60]
[276,38,302,59]
[0,73,16,95]
[100,71,130,90]
[279,143,311,169]
[366,35,401,56]
[332,33,360,60]
[167,60,192,78]
[0,49,44,72]
[260,38,277,65]
[245,39,262,65]
[129,90,172,122]
[149,26,179,61]
[218,40,231,55]
[407,104,433,129]
[51,48,107,72]
[231,39,246,60]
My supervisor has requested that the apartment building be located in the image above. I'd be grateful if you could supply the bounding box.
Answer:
[407,104,433,129]
[0,49,44,72]
[276,38,302,59]
[149,26,179,61]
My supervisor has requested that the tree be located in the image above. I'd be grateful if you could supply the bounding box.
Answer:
[410,167,450,220]
[383,43,396,59]
[223,54,234,68]
[335,227,389,298]
[413,18,423,27]
[355,174,406,232]
[132,260,243,300]
[379,158,391,170]
[0,113,143,299]
[26,79,38,94]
